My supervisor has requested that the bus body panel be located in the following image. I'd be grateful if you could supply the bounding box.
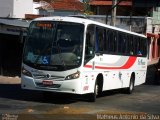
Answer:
[21,64,84,94]
[83,54,147,91]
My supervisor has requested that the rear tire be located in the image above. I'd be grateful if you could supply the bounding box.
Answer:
[126,76,135,94]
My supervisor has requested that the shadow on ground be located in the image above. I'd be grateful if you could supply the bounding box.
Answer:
[0,83,132,104]
[0,84,79,104]
[0,70,159,104]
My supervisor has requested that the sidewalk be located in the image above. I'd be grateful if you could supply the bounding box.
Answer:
[0,76,21,84]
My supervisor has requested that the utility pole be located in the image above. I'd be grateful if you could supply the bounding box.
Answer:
[111,0,117,26]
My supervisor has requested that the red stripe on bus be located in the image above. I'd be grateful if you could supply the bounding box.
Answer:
[120,56,137,69]
[84,56,137,70]
[84,65,92,68]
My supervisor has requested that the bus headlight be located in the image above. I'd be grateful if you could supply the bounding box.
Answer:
[22,67,32,77]
[65,71,80,80]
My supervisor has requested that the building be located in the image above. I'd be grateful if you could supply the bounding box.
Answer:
[0,0,32,75]
[0,0,33,18]
[89,0,132,16]
[89,0,160,16]
[37,0,84,16]
[133,0,160,16]
[89,0,160,65]
[0,18,30,76]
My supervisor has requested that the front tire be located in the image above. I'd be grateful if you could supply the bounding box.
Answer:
[88,81,98,102]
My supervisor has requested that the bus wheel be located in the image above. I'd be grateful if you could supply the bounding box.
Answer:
[88,81,98,102]
[126,76,135,94]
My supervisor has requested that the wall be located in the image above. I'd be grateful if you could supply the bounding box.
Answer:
[33,2,41,15]
[152,7,160,25]
[13,0,33,18]
[0,0,33,18]
[0,0,13,17]
[53,10,80,16]
[39,9,80,16]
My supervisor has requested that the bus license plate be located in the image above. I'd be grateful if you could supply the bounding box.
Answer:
[42,80,53,86]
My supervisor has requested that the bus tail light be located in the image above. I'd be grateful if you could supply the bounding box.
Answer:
[65,71,80,80]
[22,67,32,77]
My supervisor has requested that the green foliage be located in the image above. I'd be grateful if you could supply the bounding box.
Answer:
[83,0,93,15]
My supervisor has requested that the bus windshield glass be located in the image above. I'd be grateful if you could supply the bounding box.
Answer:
[23,21,84,71]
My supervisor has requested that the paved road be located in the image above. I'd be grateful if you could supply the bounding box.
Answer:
[0,78,160,120]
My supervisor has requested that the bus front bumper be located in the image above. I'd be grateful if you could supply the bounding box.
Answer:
[21,75,82,94]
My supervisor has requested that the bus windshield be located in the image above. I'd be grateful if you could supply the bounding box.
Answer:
[23,21,84,71]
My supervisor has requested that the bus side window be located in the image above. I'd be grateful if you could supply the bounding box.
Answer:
[86,32,94,55]
[137,37,142,56]
[118,32,127,54]
[84,25,95,64]
[122,34,127,54]
[105,30,110,52]
[96,26,105,53]
[109,30,117,53]
[104,29,108,52]
[108,30,114,52]
[138,38,147,57]
[142,38,147,57]
[129,36,134,55]
[126,35,130,55]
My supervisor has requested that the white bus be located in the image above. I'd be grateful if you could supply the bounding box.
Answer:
[21,16,147,102]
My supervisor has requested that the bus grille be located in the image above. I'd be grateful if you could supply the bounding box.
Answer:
[33,74,65,81]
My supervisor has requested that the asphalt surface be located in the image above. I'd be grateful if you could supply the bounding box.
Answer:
[0,76,160,120]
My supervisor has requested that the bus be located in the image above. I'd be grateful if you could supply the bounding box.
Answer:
[21,16,148,102]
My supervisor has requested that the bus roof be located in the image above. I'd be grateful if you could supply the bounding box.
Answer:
[33,16,146,38]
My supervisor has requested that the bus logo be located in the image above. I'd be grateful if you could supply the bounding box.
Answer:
[138,59,145,65]
[46,74,51,79]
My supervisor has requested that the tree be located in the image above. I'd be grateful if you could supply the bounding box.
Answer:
[83,0,93,15]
